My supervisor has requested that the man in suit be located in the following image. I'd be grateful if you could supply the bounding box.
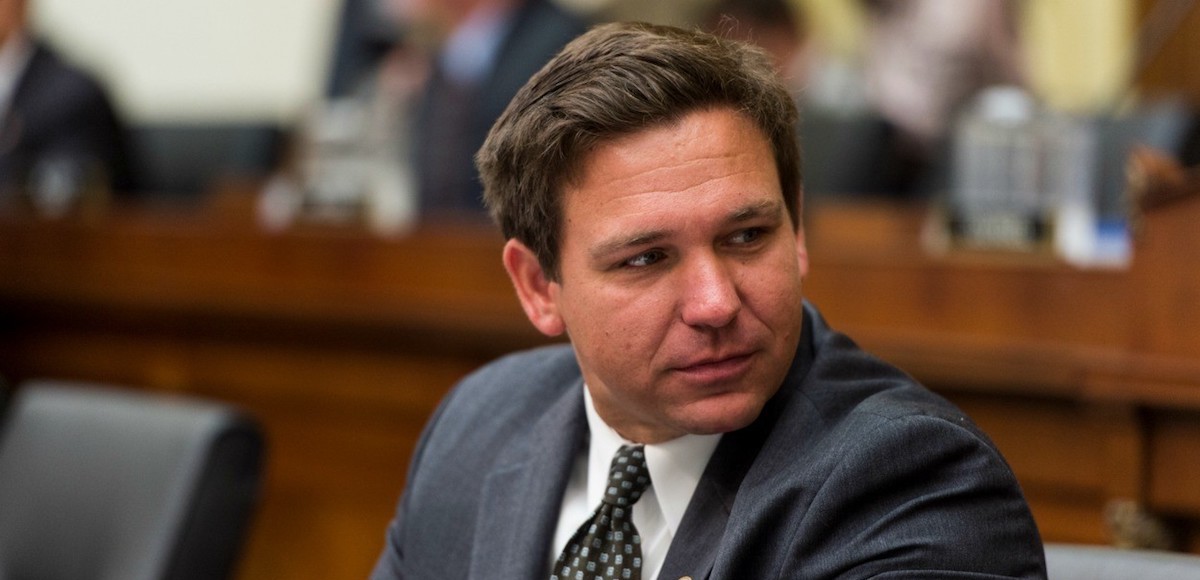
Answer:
[372,22,1046,579]
[0,0,132,203]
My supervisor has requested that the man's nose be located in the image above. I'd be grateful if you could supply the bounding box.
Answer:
[679,254,740,329]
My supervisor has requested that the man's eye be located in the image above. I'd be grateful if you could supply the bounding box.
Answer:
[624,250,666,268]
[730,227,765,245]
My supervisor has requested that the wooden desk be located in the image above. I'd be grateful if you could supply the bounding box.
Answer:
[2,194,1200,577]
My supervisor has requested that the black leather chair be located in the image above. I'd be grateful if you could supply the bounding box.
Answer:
[127,123,284,196]
[0,380,265,580]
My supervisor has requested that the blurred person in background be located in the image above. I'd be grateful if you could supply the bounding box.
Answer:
[703,0,1027,199]
[860,0,1026,194]
[282,0,588,232]
[0,0,132,204]
[395,0,589,216]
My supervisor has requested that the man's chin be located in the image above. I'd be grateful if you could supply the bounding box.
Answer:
[677,393,768,435]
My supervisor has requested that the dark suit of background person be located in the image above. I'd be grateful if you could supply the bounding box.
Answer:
[0,41,132,200]
[413,0,587,215]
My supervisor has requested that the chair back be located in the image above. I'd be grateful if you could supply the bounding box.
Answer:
[0,381,264,580]
[127,123,284,196]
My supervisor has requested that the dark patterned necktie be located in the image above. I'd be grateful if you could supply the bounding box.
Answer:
[551,445,651,580]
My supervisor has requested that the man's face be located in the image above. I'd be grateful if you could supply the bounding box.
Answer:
[503,107,808,443]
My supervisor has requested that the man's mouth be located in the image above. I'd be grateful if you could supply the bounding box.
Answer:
[672,351,756,383]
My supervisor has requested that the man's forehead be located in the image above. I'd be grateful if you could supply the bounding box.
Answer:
[573,109,772,183]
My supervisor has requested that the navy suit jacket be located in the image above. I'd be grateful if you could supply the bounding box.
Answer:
[372,303,1047,579]
[0,42,132,197]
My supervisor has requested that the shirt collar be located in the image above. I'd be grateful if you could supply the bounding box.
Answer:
[583,385,722,537]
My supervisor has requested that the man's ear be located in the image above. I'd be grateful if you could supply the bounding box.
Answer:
[502,239,566,336]
[796,227,809,278]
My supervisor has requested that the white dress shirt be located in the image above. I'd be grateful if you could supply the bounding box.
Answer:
[549,386,721,579]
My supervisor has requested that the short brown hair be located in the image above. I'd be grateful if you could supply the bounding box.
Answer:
[477,21,801,279]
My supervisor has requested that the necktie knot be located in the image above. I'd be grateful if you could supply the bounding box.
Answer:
[551,445,651,580]
[604,445,650,507]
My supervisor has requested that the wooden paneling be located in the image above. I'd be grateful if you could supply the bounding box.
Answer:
[1149,412,1200,513]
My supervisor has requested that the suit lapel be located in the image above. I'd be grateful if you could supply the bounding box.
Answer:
[469,381,587,580]
[656,410,776,580]
[656,454,737,580]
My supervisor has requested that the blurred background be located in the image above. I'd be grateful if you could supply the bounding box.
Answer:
[5,0,1200,578]
[20,0,1146,121]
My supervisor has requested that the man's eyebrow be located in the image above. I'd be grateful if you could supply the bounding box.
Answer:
[590,230,668,261]
[729,199,783,222]
[588,199,784,261]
